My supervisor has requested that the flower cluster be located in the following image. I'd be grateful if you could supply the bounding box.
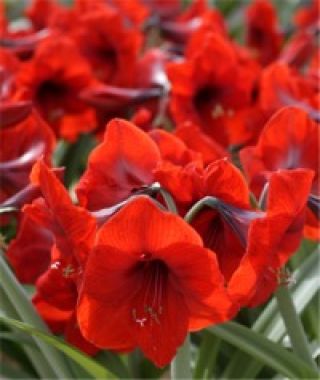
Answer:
[1,0,319,368]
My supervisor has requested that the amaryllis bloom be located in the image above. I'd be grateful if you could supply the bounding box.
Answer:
[167,32,256,147]
[77,196,236,367]
[76,117,205,213]
[189,162,314,306]
[80,48,169,135]
[73,6,143,86]
[16,36,96,141]
[240,107,319,196]
[240,106,319,240]
[0,111,55,207]
[245,0,283,65]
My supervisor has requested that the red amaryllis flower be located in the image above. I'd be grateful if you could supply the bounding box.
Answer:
[77,196,236,367]
[76,117,209,215]
[189,161,313,306]
[16,36,96,141]
[245,0,283,65]
[80,48,169,135]
[190,159,253,282]
[0,111,55,207]
[167,32,256,147]
[240,107,319,196]
[73,6,142,86]
[240,106,319,240]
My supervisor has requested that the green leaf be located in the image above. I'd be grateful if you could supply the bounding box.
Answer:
[96,351,130,379]
[274,285,316,369]
[0,252,72,378]
[208,321,319,379]
[193,332,220,379]
[0,331,35,346]
[0,286,58,378]
[0,316,116,379]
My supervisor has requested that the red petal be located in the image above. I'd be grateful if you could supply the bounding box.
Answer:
[6,211,52,284]
[267,169,314,265]
[156,243,237,330]
[205,159,250,208]
[30,160,96,264]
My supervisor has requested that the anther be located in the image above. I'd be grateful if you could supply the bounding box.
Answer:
[212,103,225,119]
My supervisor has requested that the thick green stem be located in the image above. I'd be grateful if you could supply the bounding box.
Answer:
[159,187,178,214]
[184,197,219,224]
[275,284,317,370]
[171,335,192,379]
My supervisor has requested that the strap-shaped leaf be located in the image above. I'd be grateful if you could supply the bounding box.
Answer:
[0,316,116,379]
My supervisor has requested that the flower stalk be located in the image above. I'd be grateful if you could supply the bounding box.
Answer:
[171,335,192,379]
[275,284,317,370]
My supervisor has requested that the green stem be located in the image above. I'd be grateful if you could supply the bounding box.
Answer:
[159,188,178,214]
[275,284,317,370]
[184,197,219,224]
[171,335,192,379]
